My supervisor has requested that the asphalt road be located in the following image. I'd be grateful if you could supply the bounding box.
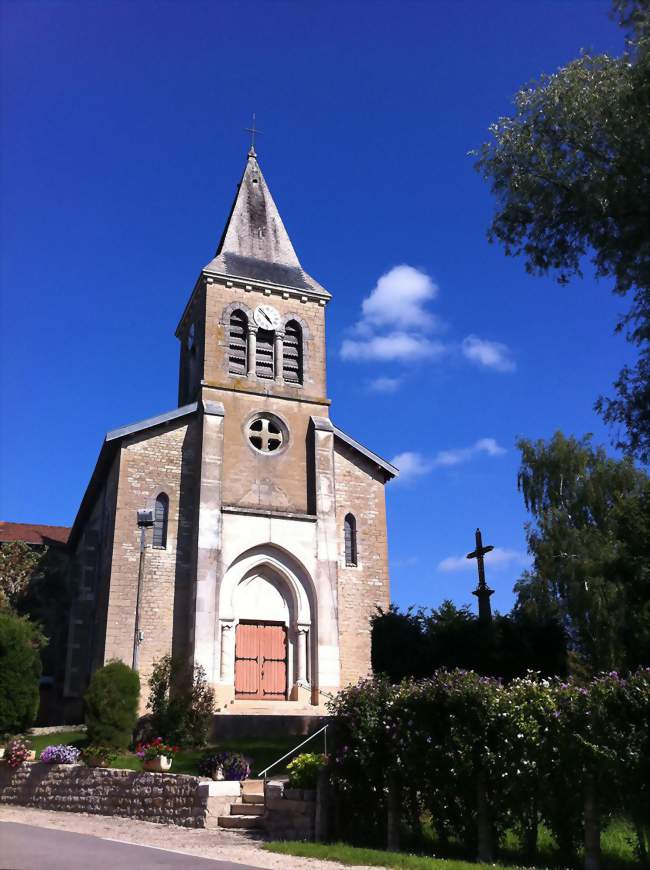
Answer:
[0,821,260,870]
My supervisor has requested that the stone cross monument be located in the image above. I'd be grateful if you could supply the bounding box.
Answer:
[466,528,494,623]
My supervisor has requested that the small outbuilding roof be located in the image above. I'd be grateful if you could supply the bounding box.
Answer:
[0,522,70,546]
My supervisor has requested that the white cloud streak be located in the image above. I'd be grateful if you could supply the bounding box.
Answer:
[361,264,439,330]
[437,548,530,573]
[369,376,402,393]
[341,333,445,362]
[461,335,516,372]
[391,438,506,482]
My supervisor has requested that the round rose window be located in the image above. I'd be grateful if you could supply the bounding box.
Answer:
[246,415,286,453]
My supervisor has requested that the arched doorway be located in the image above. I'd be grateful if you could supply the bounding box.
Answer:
[233,571,289,700]
[218,546,315,703]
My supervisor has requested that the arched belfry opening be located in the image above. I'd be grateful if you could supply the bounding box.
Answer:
[217,547,315,703]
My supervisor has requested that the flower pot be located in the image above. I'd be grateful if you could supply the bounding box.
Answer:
[26,751,36,762]
[0,747,5,760]
[211,765,225,781]
[85,755,108,768]
[143,755,173,773]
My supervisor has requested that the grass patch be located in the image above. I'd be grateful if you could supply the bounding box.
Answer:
[265,817,639,870]
[264,842,527,870]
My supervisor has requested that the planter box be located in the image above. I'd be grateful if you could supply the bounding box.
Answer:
[143,755,173,773]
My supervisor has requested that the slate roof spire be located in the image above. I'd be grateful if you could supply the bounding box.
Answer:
[203,151,328,297]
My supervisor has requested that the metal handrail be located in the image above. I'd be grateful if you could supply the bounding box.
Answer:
[257,724,329,780]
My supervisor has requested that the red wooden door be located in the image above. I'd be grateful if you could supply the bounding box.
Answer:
[234,623,287,700]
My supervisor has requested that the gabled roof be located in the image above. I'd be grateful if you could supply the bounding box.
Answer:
[68,402,200,549]
[203,150,329,298]
[333,425,399,481]
[0,522,70,547]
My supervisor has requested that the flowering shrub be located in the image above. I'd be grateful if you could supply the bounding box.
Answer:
[5,737,32,768]
[135,737,179,761]
[81,745,118,767]
[328,667,650,861]
[286,752,327,789]
[198,750,251,780]
[40,744,81,764]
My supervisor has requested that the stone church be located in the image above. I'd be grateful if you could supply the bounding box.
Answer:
[64,148,397,718]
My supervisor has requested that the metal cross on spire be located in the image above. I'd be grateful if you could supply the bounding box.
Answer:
[466,528,495,623]
[245,113,263,156]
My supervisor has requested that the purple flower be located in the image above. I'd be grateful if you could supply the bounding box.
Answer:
[40,744,81,764]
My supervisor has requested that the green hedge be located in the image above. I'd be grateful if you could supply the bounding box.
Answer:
[84,660,140,748]
[0,610,45,735]
[328,669,650,865]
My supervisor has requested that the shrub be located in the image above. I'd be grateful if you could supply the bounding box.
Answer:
[84,660,140,748]
[286,752,327,789]
[5,737,32,768]
[198,750,251,781]
[0,611,45,735]
[81,745,118,767]
[40,744,81,764]
[147,655,215,747]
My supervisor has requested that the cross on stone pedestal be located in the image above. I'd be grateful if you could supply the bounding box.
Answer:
[466,528,494,623]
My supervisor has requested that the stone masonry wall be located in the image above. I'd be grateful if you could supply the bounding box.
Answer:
[103,416,200,708]
[334,441,391,687]
[0,763,208,827]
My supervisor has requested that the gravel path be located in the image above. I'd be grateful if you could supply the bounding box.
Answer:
[0,806,354,870]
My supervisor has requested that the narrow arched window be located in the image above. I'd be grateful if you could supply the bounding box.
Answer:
[153,493,169,549]
[256,329,274,379]
[344,514,357,566]
[228,310,247,375]
[283,320,303,384]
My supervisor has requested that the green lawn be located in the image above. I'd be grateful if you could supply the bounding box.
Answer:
[265,818,638,870]
[25,730,299,778]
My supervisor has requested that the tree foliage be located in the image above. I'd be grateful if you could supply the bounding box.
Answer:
[0,542,44,609]
[0,609,46,735]
[371,599,567,683]
[475,1,650,461]
[515,432,650,673]
[147,654,215,747]
[84,660,140,748]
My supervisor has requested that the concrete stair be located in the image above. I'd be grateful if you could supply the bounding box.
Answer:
[217,700,329,716]
[217,779,265,830]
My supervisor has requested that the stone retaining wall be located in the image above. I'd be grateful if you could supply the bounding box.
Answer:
[0,762,209,827]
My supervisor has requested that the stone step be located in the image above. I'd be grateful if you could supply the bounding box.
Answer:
[219,701,328,716]
[243,793,264,804]
[241,779,264,795]
[218,815,263,830]
[231,802,264,816]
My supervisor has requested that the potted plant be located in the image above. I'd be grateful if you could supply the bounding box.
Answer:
[285,752,327,800]
[39,744,81,764]
[198,750,251,781]
[5,737,35,767]
[82,745,117,768]
[136,737,179,772]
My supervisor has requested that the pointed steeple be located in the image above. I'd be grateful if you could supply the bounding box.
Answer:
[204,151,328,297]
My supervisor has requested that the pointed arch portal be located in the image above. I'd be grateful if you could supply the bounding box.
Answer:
[217,546,315,701]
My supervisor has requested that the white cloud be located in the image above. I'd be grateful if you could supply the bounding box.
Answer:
[361,265,439,330]
[433,437,506,467]
[341,333,445,362]
[390,451,434,481]
[462,335,516,372]
[437,548,529,573]
[369,376,402,393]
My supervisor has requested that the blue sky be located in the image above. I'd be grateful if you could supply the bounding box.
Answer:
[0,0,630,614]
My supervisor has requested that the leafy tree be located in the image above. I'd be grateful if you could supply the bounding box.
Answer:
[475,1,650,461]
[147,655,215,747]
[0,610,46,735]
[84,660,140,748]
[0,542,44,609]
[515,432,650,673]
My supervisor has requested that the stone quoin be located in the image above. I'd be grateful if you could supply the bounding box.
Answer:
[63,148,398,717]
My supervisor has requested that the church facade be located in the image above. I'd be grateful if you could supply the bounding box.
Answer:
[64,149,397,716]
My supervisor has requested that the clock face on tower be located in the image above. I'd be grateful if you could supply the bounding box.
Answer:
[254,304,282,331]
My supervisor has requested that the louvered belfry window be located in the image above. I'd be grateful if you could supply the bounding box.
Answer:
[256,329,275,379]
[344,514,357,566]
[283,320,303,384]
[228,310,247,375]
[153,493,169,549]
